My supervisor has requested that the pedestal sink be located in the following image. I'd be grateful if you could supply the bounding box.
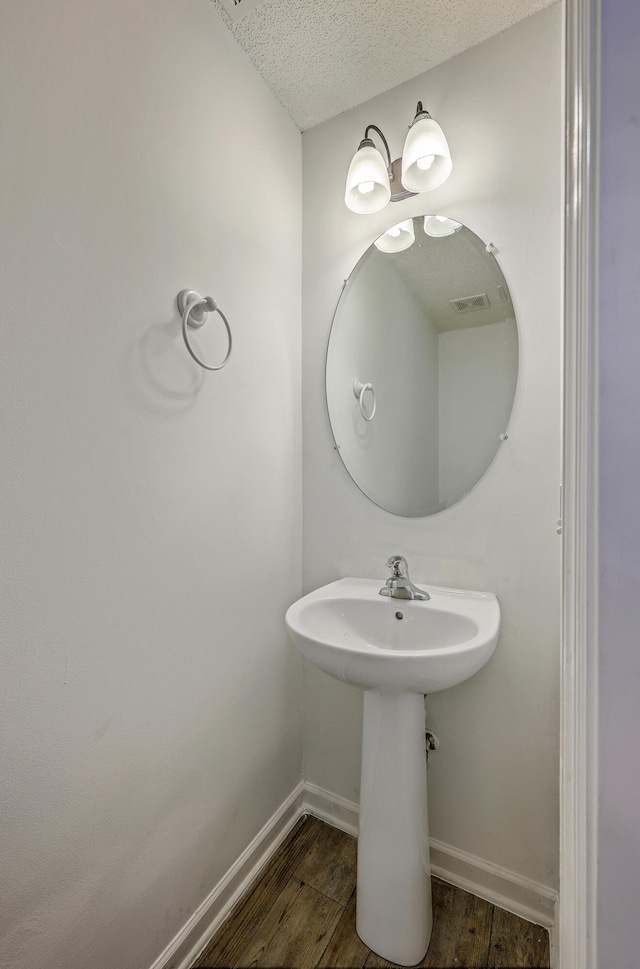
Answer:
[285,577,500,967]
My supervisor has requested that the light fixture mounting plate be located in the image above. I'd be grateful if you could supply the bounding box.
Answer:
[389,158,416,202]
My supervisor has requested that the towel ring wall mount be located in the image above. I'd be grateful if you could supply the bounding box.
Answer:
[177,289,233,372]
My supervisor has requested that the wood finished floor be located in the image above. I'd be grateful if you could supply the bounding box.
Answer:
[191,816,550,969]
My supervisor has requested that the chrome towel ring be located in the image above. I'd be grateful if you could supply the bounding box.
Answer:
[353,378,376,421]
[177,289,232,372]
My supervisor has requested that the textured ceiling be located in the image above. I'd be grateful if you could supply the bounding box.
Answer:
[210,0,556,130]
[383,220,515,332]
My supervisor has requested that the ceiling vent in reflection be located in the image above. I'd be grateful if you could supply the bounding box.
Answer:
[217,0,268,22]
[450,293,491,314]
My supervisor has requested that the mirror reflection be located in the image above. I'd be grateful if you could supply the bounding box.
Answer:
[326,216,518,517]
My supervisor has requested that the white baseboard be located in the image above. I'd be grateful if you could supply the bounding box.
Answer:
[149,781,306,969]
[150,780,557,969]
[429,838,557,929]
[306,783,557,932]
[301,781,359,837]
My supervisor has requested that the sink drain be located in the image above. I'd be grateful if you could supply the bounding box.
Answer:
[395,611,404,620]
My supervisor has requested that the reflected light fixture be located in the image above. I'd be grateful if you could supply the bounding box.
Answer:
[423,215,462,238]
[345,102,452,215]
[374,219,415,253]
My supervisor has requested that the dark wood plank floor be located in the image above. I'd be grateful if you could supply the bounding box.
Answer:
[191,816,550,969]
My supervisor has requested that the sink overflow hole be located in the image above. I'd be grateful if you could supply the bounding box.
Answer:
[395,611,404,620]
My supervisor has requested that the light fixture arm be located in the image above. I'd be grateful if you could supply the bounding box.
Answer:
[411,101,432,124]
[362,124,392,171]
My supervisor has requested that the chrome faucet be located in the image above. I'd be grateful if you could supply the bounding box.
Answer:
[379,555,431,601]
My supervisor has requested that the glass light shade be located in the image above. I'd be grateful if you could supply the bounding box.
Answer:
[345,144,391,214]
[374,219,415,253]
[423,215,462,238]
[401,116,452,193]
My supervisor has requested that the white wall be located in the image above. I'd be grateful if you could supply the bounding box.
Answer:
[438,320,518,504]
[302,4,562,890]
[0,2,302,969]
[597,2,640,965]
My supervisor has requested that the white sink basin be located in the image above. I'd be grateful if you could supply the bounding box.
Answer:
[285,577,500,694]
[285,576,500,966]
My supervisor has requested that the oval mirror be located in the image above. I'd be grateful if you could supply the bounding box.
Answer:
[326,216,518,517]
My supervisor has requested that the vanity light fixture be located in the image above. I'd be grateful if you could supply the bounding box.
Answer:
[345,102,452,215]
[374,219,415,253]
[423,215,462,238]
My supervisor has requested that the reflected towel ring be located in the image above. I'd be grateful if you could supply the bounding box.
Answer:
[177,289,232,372]
[353,379,376,421]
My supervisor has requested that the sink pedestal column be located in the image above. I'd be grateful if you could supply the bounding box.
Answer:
[356,690,432,967]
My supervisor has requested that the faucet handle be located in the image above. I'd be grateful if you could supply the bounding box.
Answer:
[381,555,430,601]
[386,555,409,578]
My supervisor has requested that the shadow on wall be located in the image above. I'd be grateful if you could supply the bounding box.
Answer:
[122,318,205,415]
